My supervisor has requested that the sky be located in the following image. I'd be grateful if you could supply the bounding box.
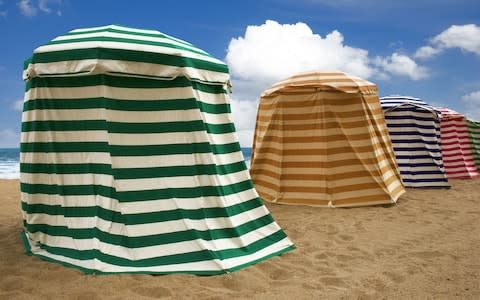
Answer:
[0,0,479,148]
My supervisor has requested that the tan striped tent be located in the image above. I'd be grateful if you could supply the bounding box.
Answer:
[250,71,405,207]
[20,25,294,275]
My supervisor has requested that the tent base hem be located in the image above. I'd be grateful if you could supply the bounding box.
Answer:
[20,232,296,276]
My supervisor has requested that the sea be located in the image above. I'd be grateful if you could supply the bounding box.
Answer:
[0,148,20,179]
[0,148,252,180]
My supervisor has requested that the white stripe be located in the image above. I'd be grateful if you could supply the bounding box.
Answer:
[25,234,292,273]
[20,151,246,169]
[26,206,270,236]
[22,108,232,125]
[34,40,224,66]
[53,31,205,55]
[21,188,259,214]
[21,169,251,191]
[25,86,228,105]
[29,59,229,84]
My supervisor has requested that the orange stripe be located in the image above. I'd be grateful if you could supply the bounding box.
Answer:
[253,128,390,144]
[256,108,385,122]
[251,143,383,156]
[251,166,394,181]
[255,119,383,132]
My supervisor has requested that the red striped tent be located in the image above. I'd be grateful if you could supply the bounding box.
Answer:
[437,107,479,179]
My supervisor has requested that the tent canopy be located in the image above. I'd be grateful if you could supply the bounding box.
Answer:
[250,71,405,207]
[20,24,294,275]
[380,96,449,188]
[437,107,479,179]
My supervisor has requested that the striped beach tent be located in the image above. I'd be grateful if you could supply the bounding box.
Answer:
[437,107,479,179]
[250,71,405,207]
[467,119,480,171]
[380,96,449,188]
[20,24,294,275]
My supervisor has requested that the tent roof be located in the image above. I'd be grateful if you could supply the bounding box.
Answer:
[437,107,465,120]
[380,95,428,108]
[380,95,438,114]
[23,24,230,85]
[261,71,377,97]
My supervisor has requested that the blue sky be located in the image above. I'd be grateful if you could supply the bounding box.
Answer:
[1,0,479,147]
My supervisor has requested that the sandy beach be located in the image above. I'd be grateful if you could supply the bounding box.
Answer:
[1,179,479,299]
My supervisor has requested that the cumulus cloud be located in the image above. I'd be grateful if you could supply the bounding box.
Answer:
[415,24,480,59]
[18,0,37,16]
[225,20,430,147]
[414,45,443,59]
[12,99,24,111]
[462,91,480,120]
[39,0,61,14]
[18,0,62,17]
[229,98,259,148]
[0,1,6,18]
[226,20,374,83]
[0,129,20,148]
[373,52,430,80]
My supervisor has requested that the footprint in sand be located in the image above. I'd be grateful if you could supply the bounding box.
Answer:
[319,276,345,288]
[410,250,445,259]
[131,286,172,298]
[0,276,27,293]
[338,234,354,242]
[383,271,406,283]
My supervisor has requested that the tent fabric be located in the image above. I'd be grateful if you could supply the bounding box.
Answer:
[437,107,479,179]
[467,119,480,171]
[380,96,450,188]
[250,71,405,208]
[20,24,294,275]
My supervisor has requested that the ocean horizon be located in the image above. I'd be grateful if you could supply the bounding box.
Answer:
[0,147,252,179]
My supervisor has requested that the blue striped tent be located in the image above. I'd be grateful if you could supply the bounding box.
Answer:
[20,25,294,275]
[380,96,449,188]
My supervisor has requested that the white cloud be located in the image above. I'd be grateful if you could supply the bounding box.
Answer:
[12,99,24,111]
[461,91,480,120]
[18,0,37,16]
[374,52,430,80]
[18,0,62,17]
[229,98,259,148]
[39,0,61,14]
[415,24,480,59]
[225,20,430,147]
[414,45,443,59]
[226,20,375,84]
[0,11,6,18]
[0,129,20,148]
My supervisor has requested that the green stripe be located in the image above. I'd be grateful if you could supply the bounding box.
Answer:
[24,98,230,114]
[22,197,262,225]
[47,36,209,58]
[62,26,195,48]
[30,48,228,74]
[24,215,277,251]
[21,229,294,275]
[20,142,241,155]
[20,161,247,178]
[24,57,32,70]
[26,74,227,94]
[21,120,236,135]
[21,179,254,202]
[25,228,287,267]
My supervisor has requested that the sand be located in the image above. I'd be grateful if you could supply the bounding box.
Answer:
[1,179,479,299]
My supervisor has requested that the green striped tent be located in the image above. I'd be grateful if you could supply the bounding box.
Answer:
[467,119,480,171]
[20,24,294,275]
